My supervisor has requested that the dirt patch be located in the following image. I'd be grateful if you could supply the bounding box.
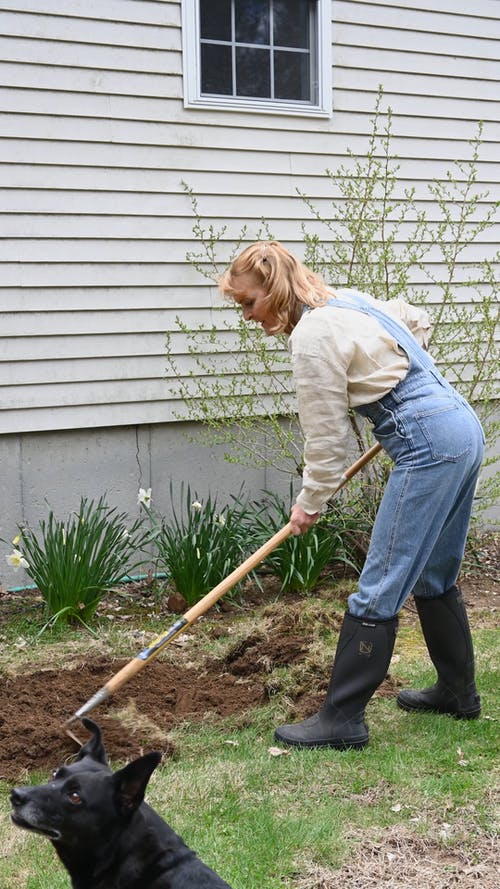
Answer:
[222,628,310,676]
[0,609,318,780]
[0,656,260,780]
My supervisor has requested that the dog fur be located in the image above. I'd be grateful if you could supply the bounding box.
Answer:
[10,718,233,888]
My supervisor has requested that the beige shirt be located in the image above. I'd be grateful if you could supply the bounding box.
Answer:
[289,290,431,514]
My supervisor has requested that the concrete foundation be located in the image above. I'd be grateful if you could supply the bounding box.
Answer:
[0,422,293,590]
[1,420,496,592]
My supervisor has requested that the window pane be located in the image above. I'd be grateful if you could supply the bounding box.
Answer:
[201,43,233,94]
[236,46,270,97]
[197,1,319,105]
[274,0,310,49]
[235,0,270,45]
[274,50,310,100]
[200,0,232,41]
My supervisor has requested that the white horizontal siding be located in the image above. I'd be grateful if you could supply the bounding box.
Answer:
[0,355,165,386]
[2,110,500,149]
[339,44,499,80]
[0,0,499,435]
[1,187,498,217]
[1,378,171,410]
[3,72,500,116]
[0,393,286,434]
[2,160,500,190]
[0,285,214,311]
[335,0,500,38]
[333,67,500,102]
[0,350,260,386]
[361,0,500,16]
[1,217,499,252]
[0,280,488,313]
[1,232,497,267]
[1,134,500,170]
[0,332,168,362]
[0,62,179,98]
[0,7,179,47]
[0,37,179,75]
[0,0,176,26]
[0,401,179,434]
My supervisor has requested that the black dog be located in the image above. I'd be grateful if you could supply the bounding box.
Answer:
[10,718,233,888]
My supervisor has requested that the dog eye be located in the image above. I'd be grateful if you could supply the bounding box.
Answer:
[67,791,82,805]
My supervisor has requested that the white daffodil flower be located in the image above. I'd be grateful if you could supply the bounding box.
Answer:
[216,513,226,526]
[191,500,203,511]
[6,549,29,571]
[138,487,152,507]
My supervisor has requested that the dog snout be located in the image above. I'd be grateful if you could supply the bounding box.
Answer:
[10,787,29,808]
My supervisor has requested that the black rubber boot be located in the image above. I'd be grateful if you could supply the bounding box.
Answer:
[397,585,480,719]
[274,612,398,749]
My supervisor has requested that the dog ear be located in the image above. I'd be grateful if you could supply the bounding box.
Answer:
[113,752,162,816]
[77,718,109,765]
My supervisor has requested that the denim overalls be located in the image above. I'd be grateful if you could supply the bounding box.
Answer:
[325,291,485,620]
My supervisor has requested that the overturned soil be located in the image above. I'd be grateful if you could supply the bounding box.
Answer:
[0,559,497,781]
[0,590,330,779]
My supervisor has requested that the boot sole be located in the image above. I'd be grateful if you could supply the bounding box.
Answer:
[396,697,481,720]
[274,732,368,750]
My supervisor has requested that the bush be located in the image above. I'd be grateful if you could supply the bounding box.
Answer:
[168,88,499,522]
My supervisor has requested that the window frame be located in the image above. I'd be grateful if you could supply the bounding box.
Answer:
[181,0,332,118]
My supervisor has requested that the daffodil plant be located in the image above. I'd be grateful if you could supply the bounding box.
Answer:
[251,486,358,593]
[3,495,149,632]
[139,482,255,607]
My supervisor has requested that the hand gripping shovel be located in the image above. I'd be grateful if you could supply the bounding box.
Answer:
[65,442,381,735]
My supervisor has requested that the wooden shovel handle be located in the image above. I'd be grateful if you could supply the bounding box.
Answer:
[106,656,148,694]
[340,441,382,482]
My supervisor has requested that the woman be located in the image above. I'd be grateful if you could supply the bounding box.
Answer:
[219,241,484,750]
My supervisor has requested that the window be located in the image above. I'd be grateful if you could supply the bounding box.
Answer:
[182,0,331,116]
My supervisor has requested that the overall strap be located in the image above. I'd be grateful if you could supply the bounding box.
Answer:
[326,290,436,372]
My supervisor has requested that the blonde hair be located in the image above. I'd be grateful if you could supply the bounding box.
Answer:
[218,241,332,333]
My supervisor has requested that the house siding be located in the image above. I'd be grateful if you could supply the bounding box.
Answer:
[1,0,498,437]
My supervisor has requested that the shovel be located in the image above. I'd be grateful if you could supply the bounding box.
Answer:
[65,441,382,732]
